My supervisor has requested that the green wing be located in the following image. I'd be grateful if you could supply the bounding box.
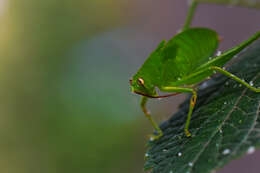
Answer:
[133,28,219,89]
[160,28,219,86]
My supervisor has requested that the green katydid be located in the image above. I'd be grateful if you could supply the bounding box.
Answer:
[130,28,260,140]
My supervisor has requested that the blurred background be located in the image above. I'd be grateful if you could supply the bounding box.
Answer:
[0,0,260,172]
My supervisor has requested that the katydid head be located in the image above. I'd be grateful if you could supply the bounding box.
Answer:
[130,77,157,97]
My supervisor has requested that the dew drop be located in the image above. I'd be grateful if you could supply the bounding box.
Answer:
[216,50,222,56]
[225,81,229,85]
[249,81,254,86]
[222,149,231,155]
[224,102,227,105]
[209,57,212,60]
[219,129,223,133]
[169,171,173,173]
[149,136,154,141]
[222,67,226,70]
[145,153,149,157]
[188,162,193,167]
[247,146,255,155]
[201,82,208,89]
[163,149,168,152]
[177,77,181,80]
[178,152,182,157]
[239,84,242,87]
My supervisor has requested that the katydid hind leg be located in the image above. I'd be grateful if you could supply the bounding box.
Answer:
[195,31,260,71]
[210,66,260,92]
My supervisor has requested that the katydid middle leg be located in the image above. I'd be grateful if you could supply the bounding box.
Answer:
[160,86,198,137]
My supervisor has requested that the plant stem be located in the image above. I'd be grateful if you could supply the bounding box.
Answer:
[182,0,198,31]
[196,0,260,9]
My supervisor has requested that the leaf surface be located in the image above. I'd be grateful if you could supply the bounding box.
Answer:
[144,40,260,173]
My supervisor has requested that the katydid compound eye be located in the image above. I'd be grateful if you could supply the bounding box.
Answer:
[138,78,145,85]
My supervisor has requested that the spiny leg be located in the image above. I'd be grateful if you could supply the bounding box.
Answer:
[160,86,197,137]
[185,90,197,137]
[211,66,260,92]
[141,96,163,140]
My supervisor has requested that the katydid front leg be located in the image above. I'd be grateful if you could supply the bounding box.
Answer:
[141,87,198,139]
[141,96,163,140]
[160,87,198,137]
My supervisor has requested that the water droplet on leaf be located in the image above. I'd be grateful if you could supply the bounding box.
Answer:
[247,146,255,155]
[222,149,231,155]
[216,50,222,56]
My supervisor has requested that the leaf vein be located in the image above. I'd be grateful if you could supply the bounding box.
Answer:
[188,73,260,172]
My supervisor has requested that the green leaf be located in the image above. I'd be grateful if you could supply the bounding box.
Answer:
[195,0,260,9]
[144,40,260,173]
